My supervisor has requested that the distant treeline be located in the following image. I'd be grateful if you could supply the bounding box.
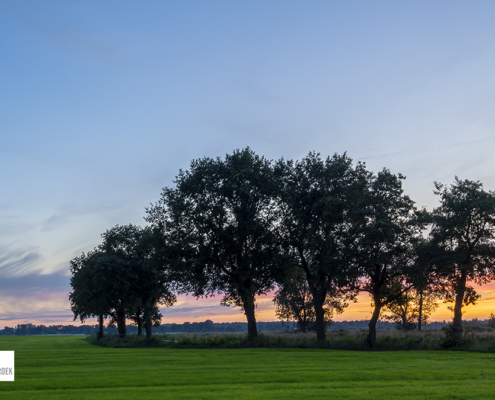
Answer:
[3,319,491,336]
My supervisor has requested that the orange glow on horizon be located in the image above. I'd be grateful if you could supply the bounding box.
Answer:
[1,282,495,328]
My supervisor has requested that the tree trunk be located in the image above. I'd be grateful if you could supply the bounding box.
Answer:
[116,309,126,338]
[242,294,258,340]
[452,271,467,337]
[368,301,381,348]
[97,314,104,340]
[144,306,153,339]
[136,311,142,336]
[418,291,423,331]
[313,298,326,342]
[401,311,407,332]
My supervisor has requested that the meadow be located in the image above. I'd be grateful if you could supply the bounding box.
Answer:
[0,335,492,399]
[0,336,494,399]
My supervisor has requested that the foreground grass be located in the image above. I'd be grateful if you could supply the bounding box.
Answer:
[0,336,495,399]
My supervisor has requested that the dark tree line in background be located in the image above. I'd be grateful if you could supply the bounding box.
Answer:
[70,148,495,347]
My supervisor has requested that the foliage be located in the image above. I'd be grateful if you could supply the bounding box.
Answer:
[380,283,439,331]
[70,150,495,346]
[347,168,423,346]
[430,178,495,335]
[440,324,471,349]
[70,224,176,339]
[70,250,135,337]
[146,148,285,339]
[69,250,111,324]
[85,329,495,352]
[409,238,444,329]
[489,313,495,329]
[273,267,347,332]
[100,224,176,338]
[275,152,364,341]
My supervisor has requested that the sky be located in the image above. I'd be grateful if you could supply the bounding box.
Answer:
[2,0,495,328]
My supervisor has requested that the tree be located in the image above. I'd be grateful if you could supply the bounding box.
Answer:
[70,225,176,339]
[100,224,176,339]
[348,168,422,347]
[70,250,111,339]
[275,153,365,341]
[146,148,284,340]
[410,238,443,330]
[70,250,133,338]
[96,254,135,338]
[430,178,495,337]
[488,313,495,329]
[380,281,438,330]
[274,267,347,332]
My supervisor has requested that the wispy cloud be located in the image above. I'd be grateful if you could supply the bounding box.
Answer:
[357,136,495,161]
[0,247,42,277]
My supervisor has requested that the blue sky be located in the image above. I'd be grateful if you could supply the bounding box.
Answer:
[2,1,495,326]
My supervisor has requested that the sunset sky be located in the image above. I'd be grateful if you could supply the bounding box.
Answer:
[2,1,495,328]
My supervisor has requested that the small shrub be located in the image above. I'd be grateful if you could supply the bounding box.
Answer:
[487,313,495,329]
[440,324,472,349]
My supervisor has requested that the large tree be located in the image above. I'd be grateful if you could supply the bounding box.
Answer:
[70,225,176,339]
[100,224,176,339]
[275,153,366,341]
[429,178,495,336]
[348,169,422,347]
[70,250,134,338]
[70,250,112,339]
[146,148,284,340]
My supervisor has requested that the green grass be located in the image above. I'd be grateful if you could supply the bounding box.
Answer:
[0,336,495,399]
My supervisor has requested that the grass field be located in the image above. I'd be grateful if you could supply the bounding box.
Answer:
[0,336,494,399]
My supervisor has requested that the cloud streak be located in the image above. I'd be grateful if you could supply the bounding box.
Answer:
[357,136,495,161]
[0,247,42,277]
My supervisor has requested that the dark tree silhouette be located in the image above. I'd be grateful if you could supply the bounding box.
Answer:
[275,153,365,341]
[70,250,112,339]
[409,238,444,330]
[126,306,162,336]
[348,169,421,347]
[380,280,438,331]
[430,178,495,337]
[146,148,284,340]
[70,225,176,339]
[100,224,176,339]
[274,267,348,332]
[70,251,134,338]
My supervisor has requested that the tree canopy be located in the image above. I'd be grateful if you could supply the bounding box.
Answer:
[429,178,495,336]
[275,152,365,341]
[69,149,495,345]
[146,148,285,339]
[70,224,176,339]
[347,169,423,347]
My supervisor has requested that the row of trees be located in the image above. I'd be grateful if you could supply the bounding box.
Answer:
[70,148,495,347]
[70,225,176,339]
